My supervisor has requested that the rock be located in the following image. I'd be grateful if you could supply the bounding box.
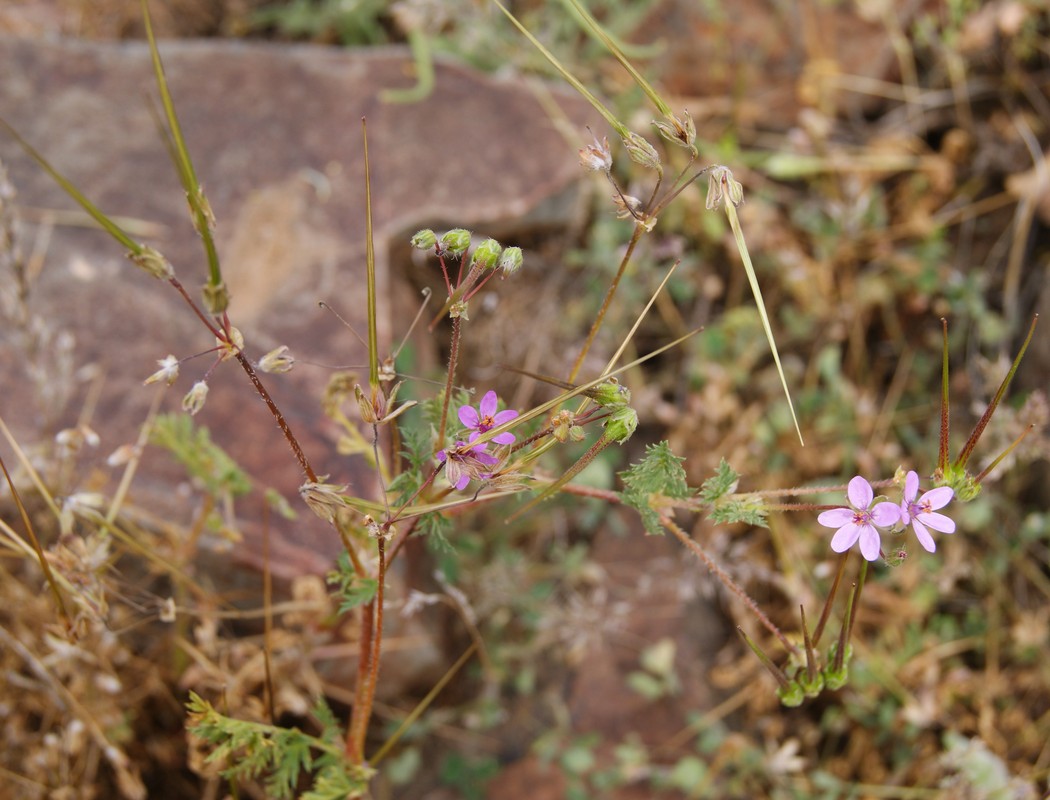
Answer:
[0,35,597,576]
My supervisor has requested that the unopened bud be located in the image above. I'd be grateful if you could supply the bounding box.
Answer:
[438,228,471,258]
[604,405,638,444]
[589,378,631,408]
[498,246,523,276]
[411,229,437,250]
[470,238,502,270]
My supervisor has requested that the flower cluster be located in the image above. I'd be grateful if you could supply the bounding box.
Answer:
[818,472,955,562]
[438,391,519,491]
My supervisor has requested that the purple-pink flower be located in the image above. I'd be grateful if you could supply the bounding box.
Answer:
[899,471,955,553]
[437,441,500,491]
[459,390,518,445]
[819,476,901,562]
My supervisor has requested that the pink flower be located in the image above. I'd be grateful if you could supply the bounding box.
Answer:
[819,476,901,562]
[459,390,518,445]
[899,471,955,553]
[437,441,500,491]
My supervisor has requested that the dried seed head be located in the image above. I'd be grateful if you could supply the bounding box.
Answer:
[622,131,662,172]
[259,345,295,374]
[300,480,351,523]
[216,326,244,361]
[201,280,230,314]
[706,166,745,210]
[653,110,697,155]
[144,354,180,386]
[579,133,612,172]
[181,381,209,416]
[128,245,174,280]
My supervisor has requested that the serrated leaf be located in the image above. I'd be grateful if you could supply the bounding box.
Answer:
[698,459,739,503]
[619,441,694,535]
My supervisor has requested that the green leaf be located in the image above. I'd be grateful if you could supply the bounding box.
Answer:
[698,459,739,503]
[619,441,693,535]
[326,551,379,614]
[150,413,252,499]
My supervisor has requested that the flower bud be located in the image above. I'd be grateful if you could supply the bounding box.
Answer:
[438,228,471,258]
[604,406,638,444]
[589,378,631,408]
[470,238,502,270]
[498,246,523,276]
[411,229,437,250]
[181,381,209,416]
[621,131,661,172]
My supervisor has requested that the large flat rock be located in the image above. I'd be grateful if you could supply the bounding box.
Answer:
[0,36,596,576]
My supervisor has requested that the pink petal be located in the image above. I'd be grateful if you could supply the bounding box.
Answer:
[871,501,901,527]
[830,522,862,553]
[919,486,954,510]
[459,404,480,429]
[858,525,882,561]
[479,390,498,417]
[911,519,936,553]
[917,511,955,534]
[903,471,920,504]
[493,409,519,425]
[818,508,854,528]
[491,431,516,445]
[847,476,874,510]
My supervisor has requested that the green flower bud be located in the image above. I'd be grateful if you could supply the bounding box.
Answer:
[604,406,638,444]
[411,229,437,250]
[439,228,471,258]
[798,670,825,698]
[470,238,502,270]
[589,378,631,408]
[498,246,523,276]
[776,680,805,708]
[622,131,661,172]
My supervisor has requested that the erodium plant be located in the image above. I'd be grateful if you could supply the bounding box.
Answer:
[1,0,1043,797]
